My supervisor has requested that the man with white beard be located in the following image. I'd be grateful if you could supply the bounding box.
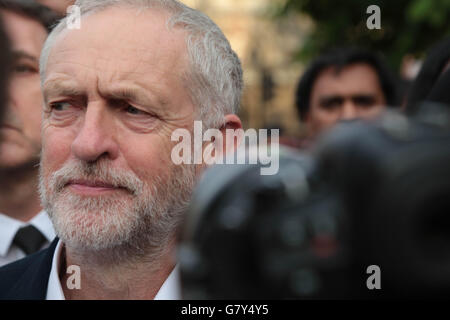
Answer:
[0,0,243,300]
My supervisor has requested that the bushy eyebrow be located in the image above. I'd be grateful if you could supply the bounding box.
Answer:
[42,80,85,104]
[101,84,170,111]
[43,80,168,112]
[106,87,155,106]
[12,50,39,63]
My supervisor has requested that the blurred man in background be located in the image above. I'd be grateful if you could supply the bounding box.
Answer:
[0,17,11,125]
[295,47,399,145]
[36,0,74,15]
[0,0,59,266]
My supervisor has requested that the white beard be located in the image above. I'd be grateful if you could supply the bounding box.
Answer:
[39,158,196,262]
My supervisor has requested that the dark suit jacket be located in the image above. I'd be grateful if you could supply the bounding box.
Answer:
[0,238,59,300]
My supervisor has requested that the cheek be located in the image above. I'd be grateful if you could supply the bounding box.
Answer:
[41,127,74,172]
[12,78,42,108]
[24,108,43,140]
[15,81,43,131]
[359,104,385,119]
[121,135,175,181]
[310,107,339,128]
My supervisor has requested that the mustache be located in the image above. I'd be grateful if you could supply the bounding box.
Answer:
[48,159,144,196]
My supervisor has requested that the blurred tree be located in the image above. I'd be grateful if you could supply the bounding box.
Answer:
[274,0,450,70]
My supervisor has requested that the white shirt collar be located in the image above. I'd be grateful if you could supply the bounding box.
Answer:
[0,210,55,257]
[46,239,65,300]
[46,239,182,300]
[30,210,56,243]
[154,264,181,300]
[0,214,22,257]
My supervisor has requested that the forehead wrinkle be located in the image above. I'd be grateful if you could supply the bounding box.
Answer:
[49,5,190,70]
[45,59,174,111]
[46,45,154,83]
[96,77,172,113]
[48,33,188,82]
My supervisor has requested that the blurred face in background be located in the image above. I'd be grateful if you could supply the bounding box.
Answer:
[0,18,10,126]
[306,63,386,138]
[0,9,47,170]
[36,0,74,15]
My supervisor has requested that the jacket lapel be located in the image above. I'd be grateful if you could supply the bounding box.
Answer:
[6,237,59,300]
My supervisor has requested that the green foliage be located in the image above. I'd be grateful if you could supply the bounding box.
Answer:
[274,0,450,70]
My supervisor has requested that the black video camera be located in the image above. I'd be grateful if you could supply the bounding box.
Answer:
[179,103,450,299]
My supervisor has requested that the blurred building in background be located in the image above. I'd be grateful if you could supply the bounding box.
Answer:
[184,0,310,136]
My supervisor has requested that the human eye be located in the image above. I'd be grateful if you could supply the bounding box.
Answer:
[13,63,38,75]
[121,104,160,132]
[125,105,146,115]
[50,102,73,112]
[45,101,81,125]
[353,95,376,108]
[320,96,343,110]
[123,104,160,121]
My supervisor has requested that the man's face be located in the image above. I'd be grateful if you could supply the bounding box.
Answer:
[306,63,387,138]
[0,9,47,170]
[40,7,197,252]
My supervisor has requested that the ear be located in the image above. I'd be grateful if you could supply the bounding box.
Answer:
[198,114,242,173]
[219,114,243,155]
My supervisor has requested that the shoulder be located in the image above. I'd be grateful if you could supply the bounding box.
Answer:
[0,238,58,300]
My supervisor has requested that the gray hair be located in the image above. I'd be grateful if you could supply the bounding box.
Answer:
[39,0,243,128]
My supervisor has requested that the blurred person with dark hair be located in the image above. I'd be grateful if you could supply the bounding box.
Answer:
[36,0,74,15]
[0,0,59,267]
[405,37,450,114]
[0,17,11,125]
[295,47,400,145]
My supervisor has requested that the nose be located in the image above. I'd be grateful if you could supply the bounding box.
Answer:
[71,103,119,162]
[339,100,358,120]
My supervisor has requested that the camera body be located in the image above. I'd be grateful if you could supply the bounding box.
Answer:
[179,103,450,299]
